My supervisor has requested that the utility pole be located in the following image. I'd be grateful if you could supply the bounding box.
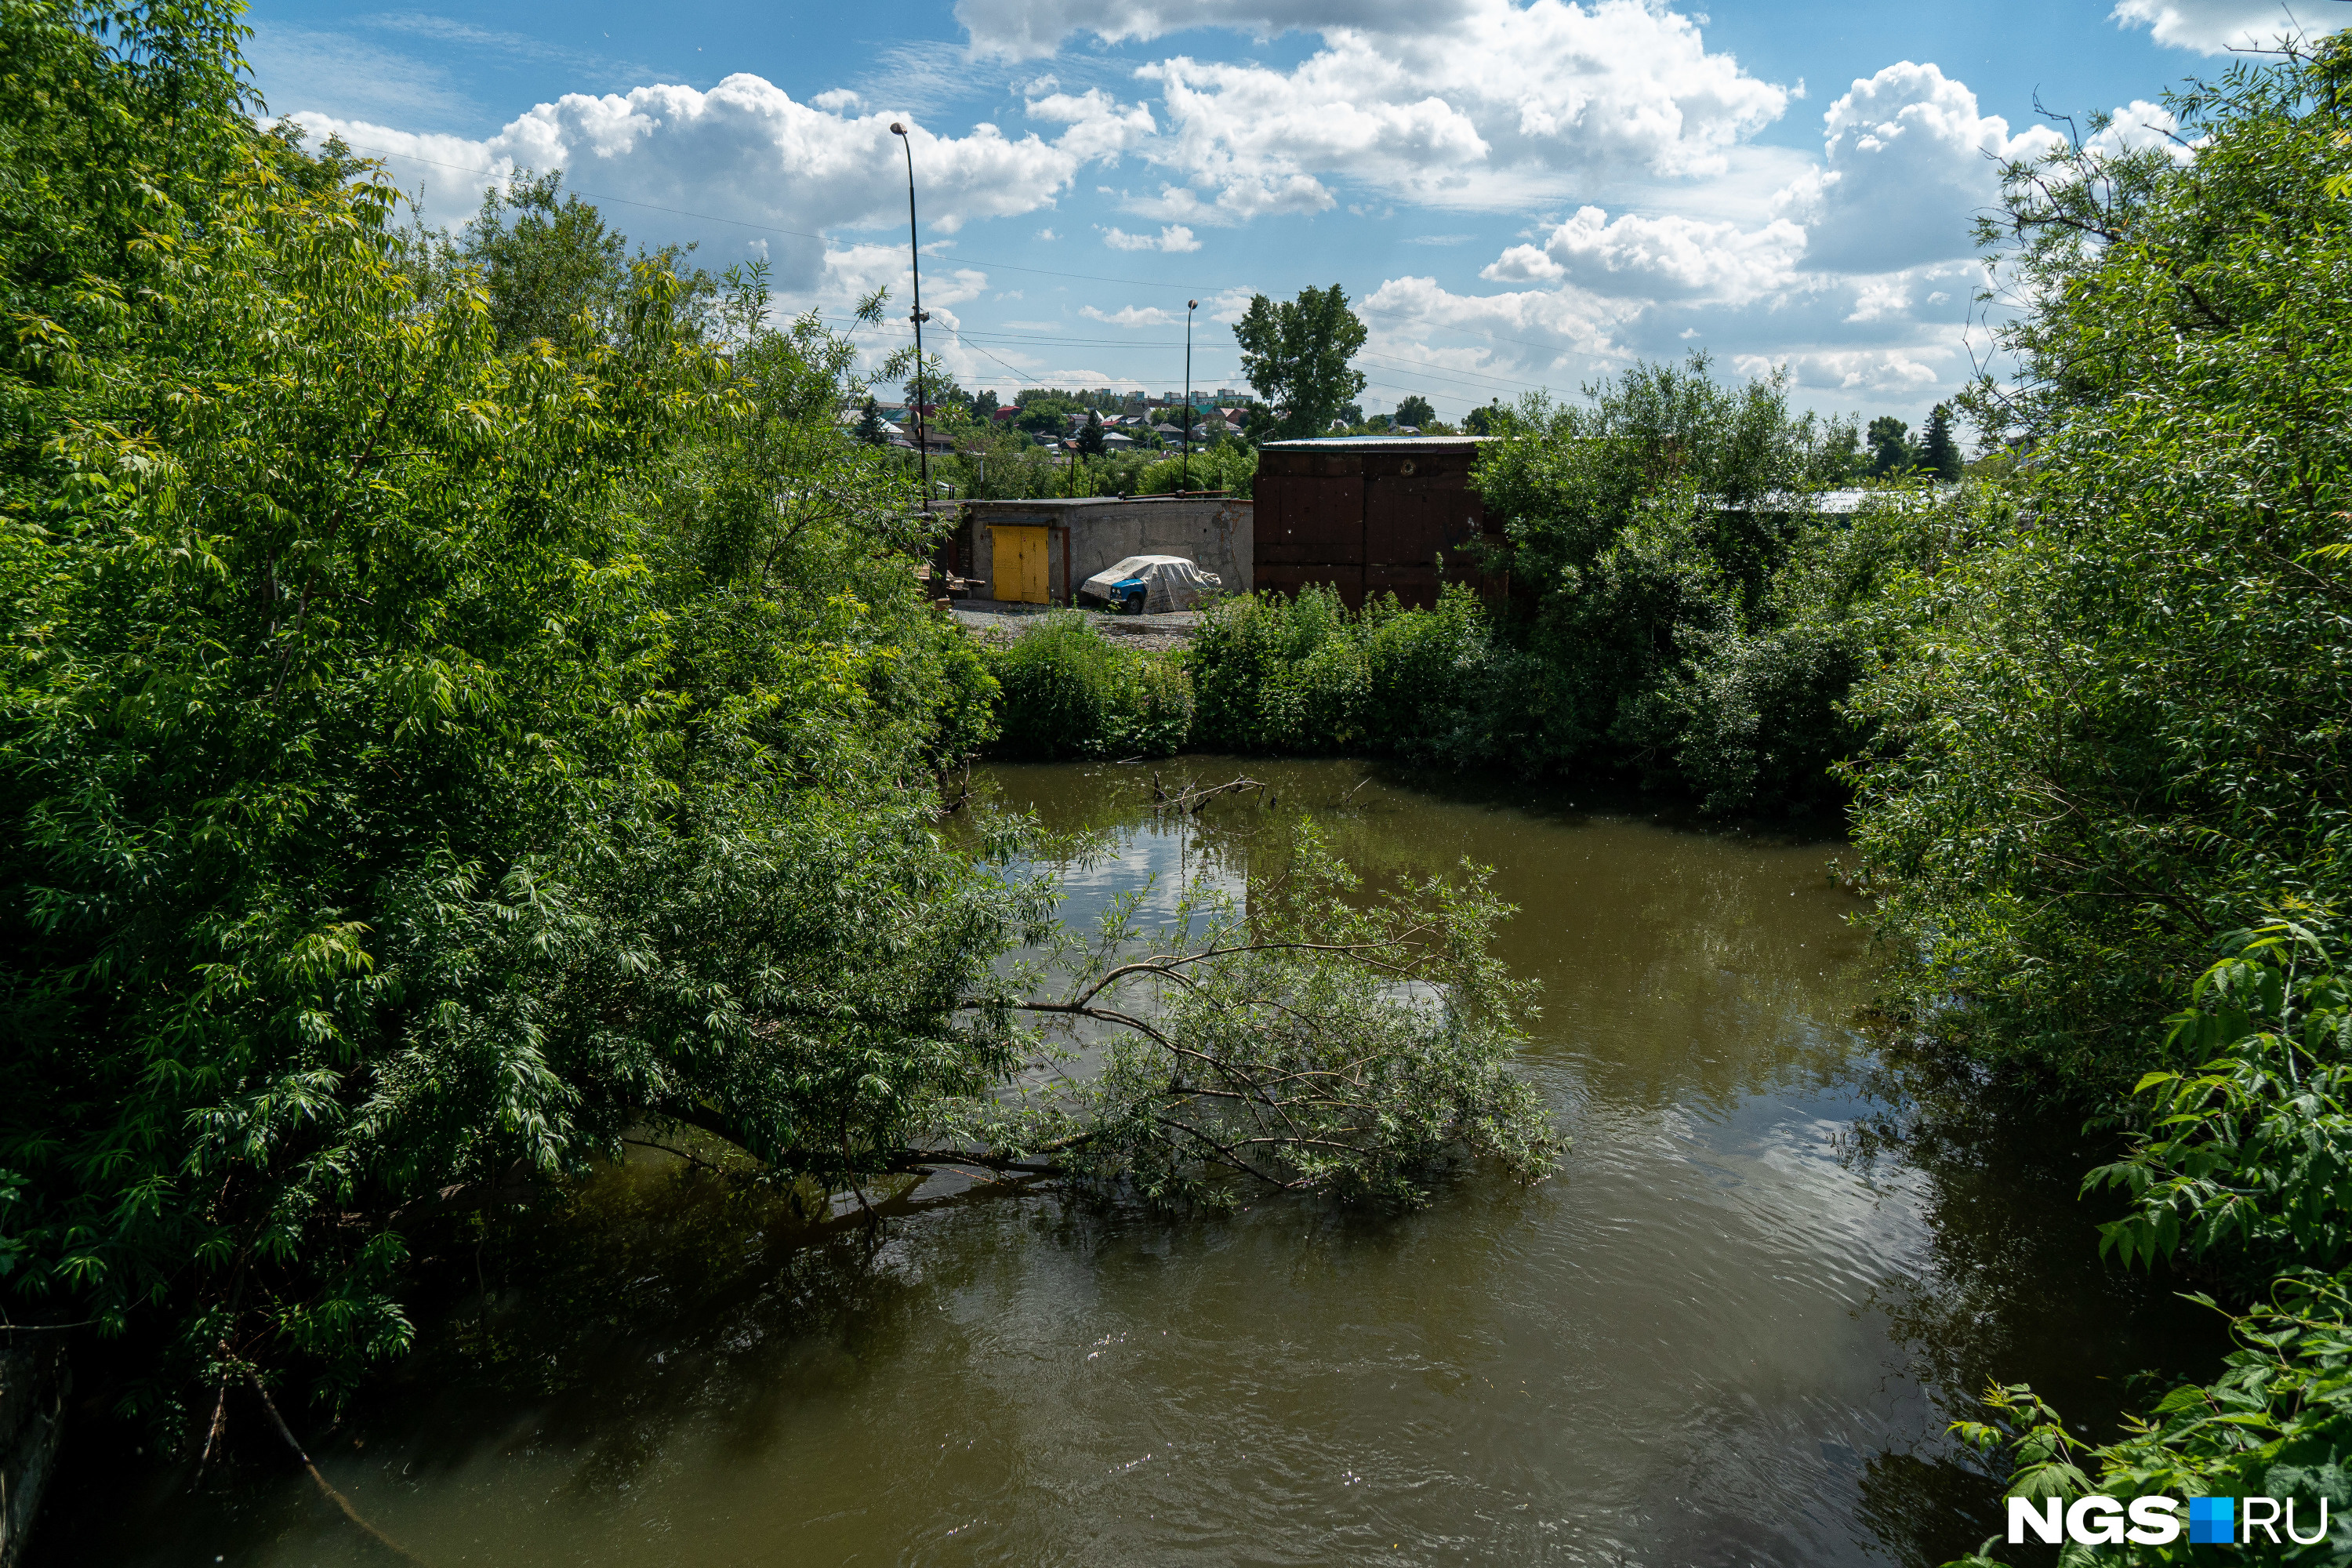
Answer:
[1182,298,1198,493]
[890,122,931,521]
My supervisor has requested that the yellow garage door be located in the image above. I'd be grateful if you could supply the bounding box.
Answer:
[991,525,1050,604]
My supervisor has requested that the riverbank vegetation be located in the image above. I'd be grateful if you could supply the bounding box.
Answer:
[1832,38,2352,1563]
[0,0,1555,1464]
[12,0,2352,1553]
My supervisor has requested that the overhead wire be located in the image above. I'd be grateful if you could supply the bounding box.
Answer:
[336,136,1595,397]
[332,138,1581,413]
[838,317,1548,404]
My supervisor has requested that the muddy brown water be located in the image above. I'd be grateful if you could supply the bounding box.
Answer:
[46,759,2216,1567]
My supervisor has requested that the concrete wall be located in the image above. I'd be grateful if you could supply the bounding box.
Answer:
[964,497,1252,604]
[0,1338,68,1568]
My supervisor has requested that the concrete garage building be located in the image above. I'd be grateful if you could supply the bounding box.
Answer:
[961,495,1252,605]
[1252,437,1507,608]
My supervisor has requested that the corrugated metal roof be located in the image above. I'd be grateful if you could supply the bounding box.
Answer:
[1258,436,1497,451]
[959,495,1242,511]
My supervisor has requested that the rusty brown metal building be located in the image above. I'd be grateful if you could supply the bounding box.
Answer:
[1251,437,1504,608]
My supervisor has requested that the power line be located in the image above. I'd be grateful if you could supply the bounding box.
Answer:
[839,318,1551,402]
[337,139,1223,292]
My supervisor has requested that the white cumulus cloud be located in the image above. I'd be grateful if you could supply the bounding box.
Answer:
[1081,303,1181,325]
[2111,0,2311,53]
[1135,1,1788,215]
[289,74,1114,292]
[1774,60,2053,274]
[1101,223,1202,251]
[1352,62,2155,421]
[1482,205,1809,303]
[1022,85,1158,160]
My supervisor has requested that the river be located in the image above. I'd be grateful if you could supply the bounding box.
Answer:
[45,758,2216,1566]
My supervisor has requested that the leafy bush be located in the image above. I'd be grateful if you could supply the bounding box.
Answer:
[1624,490,1956,814]
[0,3,1025,1419]
[1471,355,1896,801]
[1188,584,1501,761]
[1181,476,1929,815]
[1137,440,1257,497]
[985,613,1192,758]
[2090,922,2352,1279]
[1950,927,2352,1566]
[1189,585,1356,751]
[1952,1281,2352,1568]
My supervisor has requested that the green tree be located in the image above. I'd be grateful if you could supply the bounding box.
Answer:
[1843,38,2352,1091]
[1232,284,1368,441]
[1463,401,1503,436]
[855,396,889,445]
[1014,400,1073,440]
[437,171,630,350]
[1076,408,1106,458]
[1394,394,1436,428]
[1918,402,1962,481]
[1866,415,1914,476]
[1472,355,1878,807]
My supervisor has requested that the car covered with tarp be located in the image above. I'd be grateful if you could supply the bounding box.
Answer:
[1076,554,1224,614]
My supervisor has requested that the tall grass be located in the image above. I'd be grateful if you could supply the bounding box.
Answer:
[1186,584,1498,760]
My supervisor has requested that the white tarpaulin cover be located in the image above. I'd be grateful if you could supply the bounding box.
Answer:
[1078,554,1223,614]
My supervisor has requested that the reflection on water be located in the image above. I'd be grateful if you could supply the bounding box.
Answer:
[42,758,2220,1568]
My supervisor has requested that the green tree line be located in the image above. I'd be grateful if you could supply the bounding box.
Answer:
[992,356,1926,821]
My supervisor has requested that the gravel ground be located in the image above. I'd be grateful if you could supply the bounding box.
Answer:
[952,601,1201,652]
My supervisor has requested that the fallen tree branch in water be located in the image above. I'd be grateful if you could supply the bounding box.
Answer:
[249,1374,430,1566]
[616,833,1558,1213]
[1149,772,1264,814]
[939,830,1562,1206]
[621,1135,730,1174]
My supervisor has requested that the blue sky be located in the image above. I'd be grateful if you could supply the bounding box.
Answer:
[251,0,2312,426]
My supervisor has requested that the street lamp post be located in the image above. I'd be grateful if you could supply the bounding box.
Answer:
[889,122,931,521]
[1181,297,1198,492]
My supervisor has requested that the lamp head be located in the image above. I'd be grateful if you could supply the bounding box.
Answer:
[890,122,907,136]
[1188,299,1199,310]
